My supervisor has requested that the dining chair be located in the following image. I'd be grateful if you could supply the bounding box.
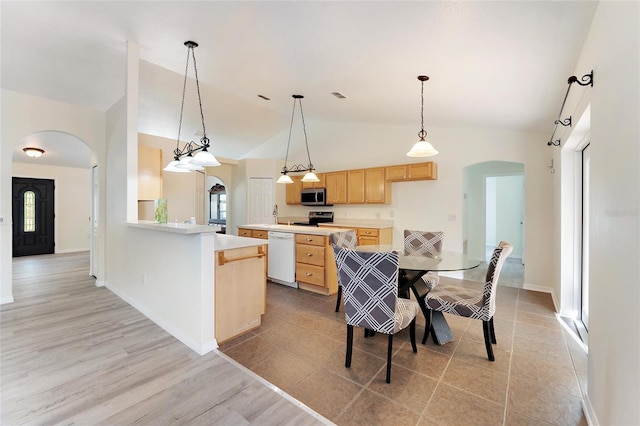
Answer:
[333,246,419,383]
[403,230,444,291]
[330,230,358,312]
[423,241,513,361]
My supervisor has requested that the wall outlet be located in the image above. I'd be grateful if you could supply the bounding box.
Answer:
[389,210,394,218]
[141,273,147,285]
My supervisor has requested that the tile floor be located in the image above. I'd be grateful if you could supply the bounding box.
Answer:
[220,278,588,426]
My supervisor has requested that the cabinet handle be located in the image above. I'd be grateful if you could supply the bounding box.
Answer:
[305,253,313,256]
[365,231,371,234]
[306,238,313,242]
[218,246,266,266]
[305,272,313,276]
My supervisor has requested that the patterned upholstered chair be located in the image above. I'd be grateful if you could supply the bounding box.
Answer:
[333,247,419,383]
[330,230,358,312]
[403,230,444,291]
[424,241,513,361]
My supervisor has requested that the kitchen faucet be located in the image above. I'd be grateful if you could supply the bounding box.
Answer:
[272,204,278,224]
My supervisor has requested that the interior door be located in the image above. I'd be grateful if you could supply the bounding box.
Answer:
[12,177,55,257]
[248,177,274,224]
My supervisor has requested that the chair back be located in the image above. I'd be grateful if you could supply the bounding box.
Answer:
[483,241,513,317]
[333,247,399,334]
[403,230,444,257]
[330,230,358,249]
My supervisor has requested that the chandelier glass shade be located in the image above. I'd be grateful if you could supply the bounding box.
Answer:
[407,75,439,157]
[164,41,220,173]
[277,95,319,184]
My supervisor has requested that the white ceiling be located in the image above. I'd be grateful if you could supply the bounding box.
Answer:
[2,1,598,167]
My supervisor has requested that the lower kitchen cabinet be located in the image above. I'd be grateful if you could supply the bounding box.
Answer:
[214,244,267,343]
[295,233,338,296]
[323,225,393,246]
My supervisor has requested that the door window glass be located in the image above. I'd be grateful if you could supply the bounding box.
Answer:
[24,190,36,232]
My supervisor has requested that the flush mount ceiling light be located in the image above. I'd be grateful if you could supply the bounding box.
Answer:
[407,75,439,157]
[163,41,220,173]
[23,147,45,158]
[277,95,319,184]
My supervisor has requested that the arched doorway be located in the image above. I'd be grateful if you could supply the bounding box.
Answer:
[206,176,227,234]
[11,131,96,272]
[463,161,525,287]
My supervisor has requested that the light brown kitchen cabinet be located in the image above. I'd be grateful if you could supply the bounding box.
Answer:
[321,224,393,246]
[237,228,253,237]
[364,167,390,204]
[325,171,348,204]
[215,245,267,343]
[301,173,326,189]
[285,175,303,204]
[385,162,437,182]
[138,145,163,200]
[347,169,365,204]
[295,233,338,296]
[251,229,268,239]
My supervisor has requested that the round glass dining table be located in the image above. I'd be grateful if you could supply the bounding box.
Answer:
[356,245,481,345]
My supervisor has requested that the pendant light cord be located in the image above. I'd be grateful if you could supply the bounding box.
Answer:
[283,97,296,170]
[176,43,208,155]
[175,47,190,154]
[298,98,314,170]
[190,46,208,142]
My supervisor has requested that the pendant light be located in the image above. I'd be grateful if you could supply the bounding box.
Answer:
[277,95,319,184]
[164,41,220,173]
[407,75,438,157]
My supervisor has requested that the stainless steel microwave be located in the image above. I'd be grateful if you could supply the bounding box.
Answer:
[301,188,331,206]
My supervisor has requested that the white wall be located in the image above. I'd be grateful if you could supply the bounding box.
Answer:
[11,163,91,253]
[0,90,107,303]
[555,2,640,424]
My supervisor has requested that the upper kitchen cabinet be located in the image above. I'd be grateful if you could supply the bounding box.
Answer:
[364,167,390,204]
[385,161,438,182]
[138,145,163,200]
[301,173,325,189]
[325,171,347,204]
[285,175,303,204]
[347,169,365,204]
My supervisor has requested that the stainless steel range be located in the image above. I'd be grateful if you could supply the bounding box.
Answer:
[293,211,334,227]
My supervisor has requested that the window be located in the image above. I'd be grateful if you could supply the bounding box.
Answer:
[24,190,36,232]
[210,193,226,220]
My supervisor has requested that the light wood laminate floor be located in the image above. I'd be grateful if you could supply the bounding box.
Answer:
[1,252,328,425]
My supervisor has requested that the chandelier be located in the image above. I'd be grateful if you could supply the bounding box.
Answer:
[164,41,220,173]
[276,95,319,184]
[407,75,438,157]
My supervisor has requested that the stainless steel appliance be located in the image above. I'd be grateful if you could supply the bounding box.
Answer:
[267,231,297,288]
[301,188,332,206]
[293,211,334,227]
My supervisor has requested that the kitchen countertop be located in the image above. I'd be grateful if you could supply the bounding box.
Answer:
[213,234,267,251]
[319,220,394,229]
[238,223,352,236]
[128,220,222,234]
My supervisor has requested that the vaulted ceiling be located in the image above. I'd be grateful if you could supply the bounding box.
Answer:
[2,1,598,166]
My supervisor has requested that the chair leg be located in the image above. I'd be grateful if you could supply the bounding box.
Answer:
[386,334,393,383]
[335,286,342,312]
[409,318,417,353]
[482,320,495,362]
[422,308,432,344]
[489,317,497,344]
[346,325,353,368]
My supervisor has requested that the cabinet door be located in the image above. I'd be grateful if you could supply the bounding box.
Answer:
[357,236,379,246]
[325,171,347,204]
[251,229,268,239]
[407,162,437,180]
[138,145,163,200]
[385,165,406,181]
[301,173,326,189]
[285,175,303,204]
[347,169,365,204]
[238,228,252,237]
[365,167,389,204]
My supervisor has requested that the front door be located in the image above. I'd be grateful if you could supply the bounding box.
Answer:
[12,177,55,257]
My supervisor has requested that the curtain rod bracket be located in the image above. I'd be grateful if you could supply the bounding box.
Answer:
[546,70,593,147]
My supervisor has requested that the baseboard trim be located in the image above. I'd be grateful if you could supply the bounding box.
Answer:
[523,283,558,312]
[582,394,599,426]
[1,296,15,305]
[105,283,218,356]
[55,248,91,254]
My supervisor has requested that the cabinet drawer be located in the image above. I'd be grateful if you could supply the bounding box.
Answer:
[357,228,379,237]
[295,233,325,246]
[251,230,268,239]
[296,263,325,287]
[238,228,252,237]
[296,244,325,267]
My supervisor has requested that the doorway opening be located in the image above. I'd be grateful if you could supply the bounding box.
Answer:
[12,177,55,256]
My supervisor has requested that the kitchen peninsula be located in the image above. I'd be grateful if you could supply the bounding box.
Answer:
[116,221,267,354]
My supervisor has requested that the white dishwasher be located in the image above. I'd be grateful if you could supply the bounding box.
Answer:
[267,231,298,288]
